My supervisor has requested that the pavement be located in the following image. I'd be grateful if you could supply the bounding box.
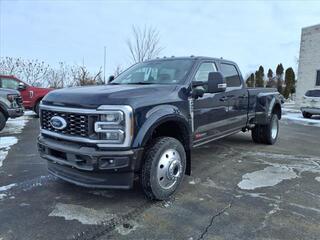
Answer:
[0,113,320,240]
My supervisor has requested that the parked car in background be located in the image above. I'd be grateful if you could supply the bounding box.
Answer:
[37,56,282,200]
[0,75,53,117]
[301,89,320,118]
[0,88,24,131]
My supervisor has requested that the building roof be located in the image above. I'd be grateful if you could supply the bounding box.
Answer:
[302,23,320,33]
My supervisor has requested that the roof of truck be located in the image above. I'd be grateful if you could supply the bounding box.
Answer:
[145,56,236,64]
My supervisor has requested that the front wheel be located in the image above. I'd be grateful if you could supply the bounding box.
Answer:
[140,137,186,200]
[0,111,7,131]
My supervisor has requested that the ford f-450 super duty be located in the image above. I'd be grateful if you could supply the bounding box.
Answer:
[38,57,282,200]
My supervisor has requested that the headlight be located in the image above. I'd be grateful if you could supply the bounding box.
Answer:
[95,105,133,147]
[7,94,17,102]
[100,111,124,124]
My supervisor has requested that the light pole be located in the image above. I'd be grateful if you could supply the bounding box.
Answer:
[103,46,106,84]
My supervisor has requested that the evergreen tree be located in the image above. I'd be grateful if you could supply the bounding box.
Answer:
[246,73,255,87]
[255,65,265,87]
[266,68,275,88]
[283,67,296,99]
[276,64,284,94]
[267,68,273,80]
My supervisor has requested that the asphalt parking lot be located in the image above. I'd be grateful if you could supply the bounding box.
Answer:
[0,114,320,240]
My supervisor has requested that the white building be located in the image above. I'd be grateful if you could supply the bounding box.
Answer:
[296,24,320,104]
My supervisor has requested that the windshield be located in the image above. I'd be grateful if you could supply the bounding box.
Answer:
[111,59,194,85]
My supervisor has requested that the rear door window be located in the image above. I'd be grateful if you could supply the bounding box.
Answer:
[305,90,320,97]
[220,63,241,87]
[316,70,320,86]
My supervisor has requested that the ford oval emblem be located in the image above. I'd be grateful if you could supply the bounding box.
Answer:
[50,116,67,130]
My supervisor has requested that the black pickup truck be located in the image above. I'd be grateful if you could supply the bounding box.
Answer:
[38,57,282,200]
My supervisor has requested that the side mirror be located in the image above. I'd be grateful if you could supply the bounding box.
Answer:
[207,72,226,93]
[108,75,115,83]
[18,82,27,90]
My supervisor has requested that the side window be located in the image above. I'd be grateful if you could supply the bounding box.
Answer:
[193,62,217,83]
[1,78,19,90]
[220,63,241,87]
[316,70,320,86]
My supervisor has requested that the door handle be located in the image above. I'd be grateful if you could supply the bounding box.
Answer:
[219,96,228,102]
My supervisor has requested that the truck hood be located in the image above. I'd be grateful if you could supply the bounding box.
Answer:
[0,88,20,95]
[42,84,182,109]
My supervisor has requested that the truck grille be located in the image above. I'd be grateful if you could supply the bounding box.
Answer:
[41,109,97,138]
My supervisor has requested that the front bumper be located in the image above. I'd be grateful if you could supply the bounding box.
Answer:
[37,136,144,189]
[7,107,24,118]
[301,107,320,115]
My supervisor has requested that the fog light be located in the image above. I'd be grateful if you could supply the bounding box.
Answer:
[100,129,124,143]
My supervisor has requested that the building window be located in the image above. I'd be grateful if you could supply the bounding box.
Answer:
[316,70,320,86]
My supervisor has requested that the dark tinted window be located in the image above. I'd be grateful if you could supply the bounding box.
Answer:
[305,90,320,97]
[316,70,320,86]
[220,63,241,87]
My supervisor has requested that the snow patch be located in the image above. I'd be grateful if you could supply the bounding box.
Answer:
[238,166,298,190]
[0,137,18,167]
[1,115,30,135]
[24,111,36,116]
[116,220,140,235]
[238,152,320,190]
[0,183,17,192]
[49,203,115,225]
[282,112,320,127]
[315,177,320,182]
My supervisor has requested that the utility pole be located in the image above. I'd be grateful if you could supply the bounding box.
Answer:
[103,46,106,84]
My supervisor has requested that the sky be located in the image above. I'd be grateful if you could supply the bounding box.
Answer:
[1,0,320,78]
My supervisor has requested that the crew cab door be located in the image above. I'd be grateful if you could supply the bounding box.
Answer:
[219,62,248,130]
[192,61,229,145]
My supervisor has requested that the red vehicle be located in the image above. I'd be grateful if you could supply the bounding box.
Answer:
[0,75,53,116]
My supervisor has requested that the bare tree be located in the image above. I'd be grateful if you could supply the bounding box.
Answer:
[47,62,71,88]
[126,25,163,63]
[71,66,102,86]
[0,57,50,86]
[113,65,123,77]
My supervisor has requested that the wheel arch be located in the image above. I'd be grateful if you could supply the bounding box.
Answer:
[133,106,192,175]
[0,103,9,120]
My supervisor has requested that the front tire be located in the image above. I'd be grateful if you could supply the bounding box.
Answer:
[141,137,186,200]
[0,111,7,131]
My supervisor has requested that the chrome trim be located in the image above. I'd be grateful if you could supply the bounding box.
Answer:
[40,104,134,148]
[49,116,67,130]
[188,97,194,132]
[218,83,227,89]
